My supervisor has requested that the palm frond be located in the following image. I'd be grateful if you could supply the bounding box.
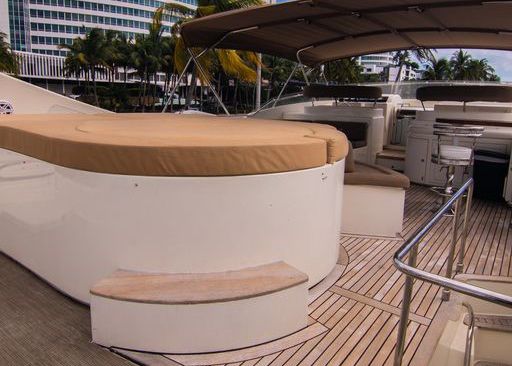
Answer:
[216,49,257,83]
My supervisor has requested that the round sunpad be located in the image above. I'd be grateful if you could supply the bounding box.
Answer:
[0,114,348,176]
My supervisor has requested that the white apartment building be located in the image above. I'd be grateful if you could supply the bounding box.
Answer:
[1,0,196,57]
[357,52,418,81]
[358,53,395,75]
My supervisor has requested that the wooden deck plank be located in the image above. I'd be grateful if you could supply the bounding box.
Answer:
[0,254,137,366]
[492,205,511,276]
[165,323,328,366]
[268,345,302,366]
[317,308,384,365]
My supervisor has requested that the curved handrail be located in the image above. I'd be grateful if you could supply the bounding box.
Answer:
[393,178,512,366]
[393,178,512,308]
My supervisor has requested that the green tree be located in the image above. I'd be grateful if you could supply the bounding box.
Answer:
[159,0,263,109]
[60,28,112,106]
[393,49,435,82]
[448,50,500,81]
[261,55,299,102]
[423,57,451,80]
[449,49,472,80]
[467,58,499,81]
[0,32,18,74]
[323,58,362,84]
[110,33,133,85]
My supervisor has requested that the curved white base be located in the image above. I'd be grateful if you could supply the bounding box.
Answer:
[0,148,344,303]
[341,184,404,237]
[91,283,308,353]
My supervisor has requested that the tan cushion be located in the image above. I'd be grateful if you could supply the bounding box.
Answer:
[345,162,410,189]
[345,142,356,173]
[0,113,349,176]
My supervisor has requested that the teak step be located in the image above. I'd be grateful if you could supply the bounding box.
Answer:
[376,149,406,161]
[383,144,406,152]
[464,314,512,332]
[90,262,309,353]
[90,261,307,305]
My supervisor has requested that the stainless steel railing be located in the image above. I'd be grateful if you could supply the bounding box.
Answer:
[393,178,512,366]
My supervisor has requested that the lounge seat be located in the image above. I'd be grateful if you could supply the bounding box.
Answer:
[342,152,409,237]
[345,162,410,189]
[0,114,348,176]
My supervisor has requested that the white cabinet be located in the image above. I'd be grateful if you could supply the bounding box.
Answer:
[405,136,429,184]
[406,132,512,192]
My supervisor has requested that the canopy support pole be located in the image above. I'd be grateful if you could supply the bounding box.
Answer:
[162,57,192,113]
[163,26,259,114]
[187,48,230,115]
[272,63,299,108]
[296,47,312,86]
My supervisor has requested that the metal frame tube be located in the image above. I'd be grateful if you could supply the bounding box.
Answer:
[393,245,418,366]
[162,26,258,114]
[392,178,512,366]
[272,63,299,108]
[162,57,193,113]
[462,302,475,366]
[457,182,473,273]
[188,48,230,115]
[442,198,460,301]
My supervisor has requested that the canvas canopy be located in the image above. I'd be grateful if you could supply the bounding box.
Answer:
[180,0,512,66]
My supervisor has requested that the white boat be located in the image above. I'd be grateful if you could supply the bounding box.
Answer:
[1,0,512,365]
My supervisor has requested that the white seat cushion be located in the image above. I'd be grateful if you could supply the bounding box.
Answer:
[438,145,472,161]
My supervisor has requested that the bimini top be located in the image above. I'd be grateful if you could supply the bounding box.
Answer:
[0,114,348,176]
[181,0,512,66]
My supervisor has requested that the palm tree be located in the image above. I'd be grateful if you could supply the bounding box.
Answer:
[0,32,18,74]
[59,37,90,96]
[324,58,362,84]
[111,33,133,84]
[158,0,263,109]
[450,49,472,80]
[467,58,498,81]
[60,28,111,106]
[393,49,435,82]
[423,57,451,81]
[130,34,161,111]
[262,55,298,102]
[160,36,177,105]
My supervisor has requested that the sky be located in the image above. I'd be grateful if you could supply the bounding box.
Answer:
[419,49,512,81]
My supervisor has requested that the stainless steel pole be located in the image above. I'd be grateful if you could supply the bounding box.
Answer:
[443,198,460,301]
[188,49,230,115]
[162,57,192,113]
[457,183,473,273]
[255,53,262,111]
[393,245,418,366]
[273,63,298,108]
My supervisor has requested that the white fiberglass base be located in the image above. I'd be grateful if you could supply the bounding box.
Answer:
[0,148,344,303]
[341,184,405,237]
[91,284,308,353]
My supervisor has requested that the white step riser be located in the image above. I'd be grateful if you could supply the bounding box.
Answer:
[91,284,308,353]
[376,157,405,172]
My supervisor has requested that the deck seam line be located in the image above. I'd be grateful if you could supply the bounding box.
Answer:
[330,285,431,326]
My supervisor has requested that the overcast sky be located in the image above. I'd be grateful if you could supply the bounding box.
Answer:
[424,49,512,81]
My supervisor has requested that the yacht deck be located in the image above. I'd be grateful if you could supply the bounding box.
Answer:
[1,185,511,366]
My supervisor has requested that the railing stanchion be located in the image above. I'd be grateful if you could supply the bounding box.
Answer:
[393,178,512,366]
[443,198,460,301]
[457,182,473,273]
[393,245,418,366]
